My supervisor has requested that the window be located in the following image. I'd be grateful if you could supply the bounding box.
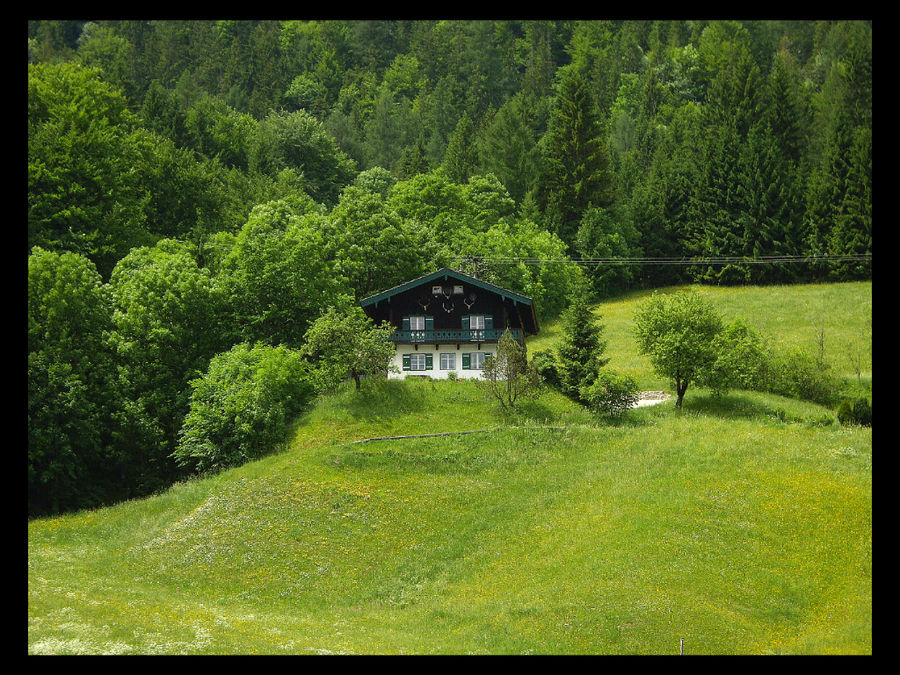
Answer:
[440,353,456,370]
[410,353,426,371]
[453,285,464,295]
[470,352,491,370]
[469,315,485,329]
[409,315,426,342]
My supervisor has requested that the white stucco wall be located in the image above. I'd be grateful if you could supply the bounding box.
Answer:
[388,343,496,380]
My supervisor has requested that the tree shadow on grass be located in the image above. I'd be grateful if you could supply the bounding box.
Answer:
[679,391,834,425]
[337,377,427,418]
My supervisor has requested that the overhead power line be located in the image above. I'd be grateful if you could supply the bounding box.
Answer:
[450,254,872,267]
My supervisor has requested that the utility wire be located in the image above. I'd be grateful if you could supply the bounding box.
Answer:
[450,254,871,267]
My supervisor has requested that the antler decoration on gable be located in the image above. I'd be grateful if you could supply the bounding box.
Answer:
[418,296,432,311]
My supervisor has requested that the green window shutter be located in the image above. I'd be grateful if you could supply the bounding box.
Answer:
[461,315,470,329]
[425,316,434,330]
[484,315,493,330]
[402,354,411,371]
[425,353,433,370]
[402,316,410,331]
[462,353,471,369]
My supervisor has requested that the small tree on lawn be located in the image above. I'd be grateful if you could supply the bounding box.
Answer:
[556,285,609,402]
[300,304,397,391]
[481,330,541,409]
[632,290,724,408]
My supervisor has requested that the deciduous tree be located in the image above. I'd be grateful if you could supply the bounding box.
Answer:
[632,290,724,407]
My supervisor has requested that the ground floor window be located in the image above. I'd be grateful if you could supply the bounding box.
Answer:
[440,353,456,370]
[410,353,426,371]
[467,351,491,370]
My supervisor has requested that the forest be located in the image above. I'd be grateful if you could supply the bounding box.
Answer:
[27,20,871,516]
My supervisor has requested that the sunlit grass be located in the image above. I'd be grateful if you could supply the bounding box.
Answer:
[529,281,872,392]
[28,282,872,654]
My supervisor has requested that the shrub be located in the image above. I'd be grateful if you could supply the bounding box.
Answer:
[852,398,872,426]
[839,397,872,427]
[699,319,768,396]
[174,343,315,473]
[531,349,560,388]
[837,399,854,426]
[762,346,839,406]
[481,330,541,409]
[580,370,639,418]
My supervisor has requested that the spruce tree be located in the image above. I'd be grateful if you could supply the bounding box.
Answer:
[555,284,609,402]
[542,67,612,252]
[443,111,478,184]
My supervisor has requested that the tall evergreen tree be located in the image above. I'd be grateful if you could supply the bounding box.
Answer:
[477,94,540,202]
[443,111,478,184]
[555,283,609,401]
[542,66,612,251]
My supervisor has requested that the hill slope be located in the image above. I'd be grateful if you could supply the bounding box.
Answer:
[28,283,872,654]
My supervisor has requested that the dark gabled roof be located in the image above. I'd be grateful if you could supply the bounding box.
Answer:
[360,267,533,306]
[359,267,539,334]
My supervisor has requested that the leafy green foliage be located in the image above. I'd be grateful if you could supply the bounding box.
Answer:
[28,63,155,277]
[579,370,639,418]
[530,349,561,389]
[760,346,839,406]
[109,243,230,491]
[300,305,397,391]
[632,290,724,407]
[174,343,315,473]
[219,200,350,348]
[480,330,541,409]
[28,248,122,515]
[250,109,357,206]
[698,318,768,396]
[323,186,430,300]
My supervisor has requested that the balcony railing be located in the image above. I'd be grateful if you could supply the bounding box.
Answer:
[390,328,522,343]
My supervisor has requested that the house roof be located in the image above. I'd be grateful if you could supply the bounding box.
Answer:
[359,267,539,334]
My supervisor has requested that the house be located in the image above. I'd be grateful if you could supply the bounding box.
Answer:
[359,268,540,379]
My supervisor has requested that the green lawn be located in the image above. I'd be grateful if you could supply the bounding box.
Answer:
[28,282,872,654]
[529,281,872,391]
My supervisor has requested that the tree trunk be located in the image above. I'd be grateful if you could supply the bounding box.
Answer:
[675,380,687,408]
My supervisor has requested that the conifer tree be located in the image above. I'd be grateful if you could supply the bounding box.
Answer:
[542,67,612,252]
[443,111,478,183]
[555,284,609,402]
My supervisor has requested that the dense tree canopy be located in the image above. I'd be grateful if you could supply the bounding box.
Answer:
[27,19,871,516]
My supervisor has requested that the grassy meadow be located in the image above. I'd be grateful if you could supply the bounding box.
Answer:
[27,282,872,654]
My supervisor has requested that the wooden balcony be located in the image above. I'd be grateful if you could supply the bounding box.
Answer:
[389,328,523,344]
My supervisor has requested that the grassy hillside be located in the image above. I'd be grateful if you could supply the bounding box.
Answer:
[28,282,872,654]
[529,281,873,393]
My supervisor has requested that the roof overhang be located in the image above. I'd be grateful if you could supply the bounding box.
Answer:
[359,267,540,335]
